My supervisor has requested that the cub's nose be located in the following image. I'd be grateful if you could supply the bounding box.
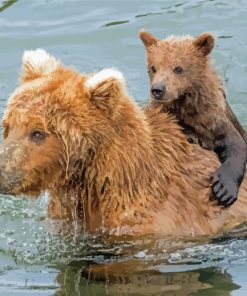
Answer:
[151,84,166,100]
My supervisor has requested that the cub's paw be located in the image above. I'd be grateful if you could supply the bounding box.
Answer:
[211,168,238,208]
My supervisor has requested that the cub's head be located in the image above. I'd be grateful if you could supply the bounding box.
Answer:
[0,49,128,197]
[139,30,215,103]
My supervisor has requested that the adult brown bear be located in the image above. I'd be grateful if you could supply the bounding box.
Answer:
[1,49,247,236]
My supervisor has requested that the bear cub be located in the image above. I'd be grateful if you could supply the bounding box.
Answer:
[140,30,247,207]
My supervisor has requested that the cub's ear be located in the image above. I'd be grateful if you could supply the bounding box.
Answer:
[139,30,159,48]
[85,69,127,114]
[194,32,215,56]
[21,49,61,83]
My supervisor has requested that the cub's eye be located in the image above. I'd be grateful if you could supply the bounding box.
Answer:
[173,66,183,74]
[29,130,47,143]
[151,66,156,73]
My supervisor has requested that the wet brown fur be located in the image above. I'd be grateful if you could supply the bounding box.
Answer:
[2,53,247,237]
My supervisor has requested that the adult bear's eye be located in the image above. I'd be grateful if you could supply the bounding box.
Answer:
[29,130,47,143]
[151,66,156,73]
[173,66,184,74]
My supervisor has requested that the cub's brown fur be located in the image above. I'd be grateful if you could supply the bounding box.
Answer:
[140,31,247,207]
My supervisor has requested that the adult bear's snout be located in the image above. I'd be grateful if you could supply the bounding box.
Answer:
[0,143,23,195]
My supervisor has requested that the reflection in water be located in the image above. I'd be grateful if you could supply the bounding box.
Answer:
[44,233,243,295]
[54,259,240,296]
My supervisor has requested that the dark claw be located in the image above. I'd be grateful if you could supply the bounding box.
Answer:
[220,195,231,207]
[211,167,239,208]
[216,188,227,200]
[224,197,237,208]
[219,193,230,204]
[213,181,223,194]
[212,174,220,186]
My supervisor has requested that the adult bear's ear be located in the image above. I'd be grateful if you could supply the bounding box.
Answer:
[139,30,159,48]
[194,33,215,56]
[20,49,61,83]
[85,68,127,114]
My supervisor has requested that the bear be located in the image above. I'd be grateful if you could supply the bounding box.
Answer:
[139,30,247,208]
[1,49,247,237]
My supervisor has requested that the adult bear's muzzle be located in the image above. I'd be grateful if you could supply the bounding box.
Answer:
[0,140,24,195]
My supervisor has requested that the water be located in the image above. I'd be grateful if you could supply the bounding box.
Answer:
[0,0,247,295]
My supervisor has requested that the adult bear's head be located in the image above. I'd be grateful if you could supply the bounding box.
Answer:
[0,49,129,197]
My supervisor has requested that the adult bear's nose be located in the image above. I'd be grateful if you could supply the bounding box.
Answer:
[151,83,166,100]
